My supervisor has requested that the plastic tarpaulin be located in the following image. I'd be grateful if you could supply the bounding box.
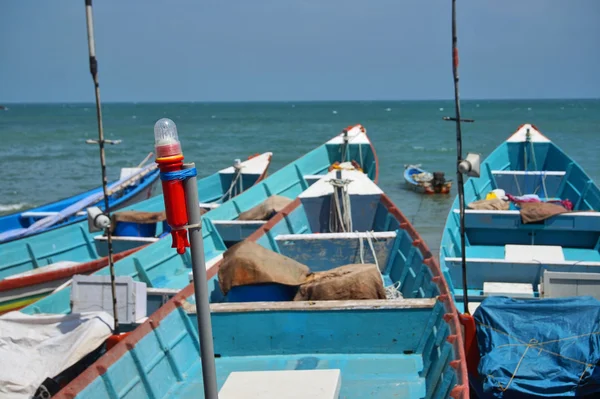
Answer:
[474,296,600,398]
[0,311,114,399]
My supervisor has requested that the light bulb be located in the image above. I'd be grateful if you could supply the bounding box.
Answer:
[154,118,182,158]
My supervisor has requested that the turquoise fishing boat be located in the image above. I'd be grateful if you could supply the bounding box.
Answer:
[52,167,468,399]
[0,153,272,314]
[439,124,600,398]
[440,123,600,312]
[1,125,381,398]
[0,162,160,242]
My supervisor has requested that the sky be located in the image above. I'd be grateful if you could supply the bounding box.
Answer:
[1,0,599,103]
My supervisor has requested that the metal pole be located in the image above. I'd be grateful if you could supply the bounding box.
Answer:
[182,163,218,399]
[84,0,119,331]
[451,0,470,314]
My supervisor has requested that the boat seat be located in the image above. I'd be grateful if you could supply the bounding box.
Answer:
[219,370,341,399]
[491,170,566,198]
[456,209,600,231]
[444,256,600,289]
[275,232,397,272]
[211,220,267,243]
[199,202,220,209]
[94,236,159,258]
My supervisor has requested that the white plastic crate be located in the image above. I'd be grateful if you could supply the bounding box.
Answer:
[71,275,147,324]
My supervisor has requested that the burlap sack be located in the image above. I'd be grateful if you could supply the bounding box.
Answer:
[294,263,386,301]
[467,198,510,211]
[218,240,310,295]
[238,195,293,221]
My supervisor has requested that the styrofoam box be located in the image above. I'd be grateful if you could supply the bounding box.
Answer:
[71,275,147,324]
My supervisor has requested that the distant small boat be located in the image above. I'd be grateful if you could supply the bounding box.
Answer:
[404,164,452,194]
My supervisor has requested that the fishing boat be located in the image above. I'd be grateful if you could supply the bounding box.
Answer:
[404,164,452,194]
[0,160,160,242]
[21,125,377,316]
[439,124,600,398]
[0,125,380,398]
[52,166,468,399]
[0,153,273,314]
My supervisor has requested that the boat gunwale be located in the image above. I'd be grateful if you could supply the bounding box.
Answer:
[204,298,437,313]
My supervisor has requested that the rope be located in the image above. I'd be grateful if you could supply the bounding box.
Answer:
[357,230,403,299]
[328,178,353,232]
[529,140,548,199]
[218,165,243,203]
[160,167,197,181]
[477,321,600,391]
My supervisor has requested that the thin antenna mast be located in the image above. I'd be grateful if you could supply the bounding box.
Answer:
[84,0,120,332]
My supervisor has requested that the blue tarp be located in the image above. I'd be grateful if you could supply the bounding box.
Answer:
[474,296,600,398]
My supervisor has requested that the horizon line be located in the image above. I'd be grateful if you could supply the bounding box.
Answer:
[1,97,599,105]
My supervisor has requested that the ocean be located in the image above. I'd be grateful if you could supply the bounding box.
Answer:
[1,99,599,252]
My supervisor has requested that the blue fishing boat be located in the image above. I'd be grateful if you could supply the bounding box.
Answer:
[0,153,273,314]
[0,162,160,242]
[51,166,468,399]
[0,125,382,398]
[404,164,452,194]
[439,124,600,398]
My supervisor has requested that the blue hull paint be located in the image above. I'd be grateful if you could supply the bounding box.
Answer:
[56,166,469,399]
[0,158,270,283]
[0,169,160,241]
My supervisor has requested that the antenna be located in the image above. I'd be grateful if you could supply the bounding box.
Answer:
[444,0,481,315]
[84,0,120,332]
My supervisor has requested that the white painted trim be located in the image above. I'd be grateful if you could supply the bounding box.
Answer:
[276,231,396,241]
[299,169,382,199]
[147,287,180,296]
[208,298,436,313]
[445,257,600,267]
[212,220,268,225]
[454,209,600,217]
[199,202,220,209]
[326,125,370,145]
[219,152,272,175]
[20,211,59,218]
[492,170,565,176]
[94,236,160,243]
[506,124,550,143]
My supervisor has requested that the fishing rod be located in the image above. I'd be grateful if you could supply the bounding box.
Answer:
[84,0,120,332]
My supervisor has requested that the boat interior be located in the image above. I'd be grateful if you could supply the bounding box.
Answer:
[440,125,600,312]
[66,168,466,399]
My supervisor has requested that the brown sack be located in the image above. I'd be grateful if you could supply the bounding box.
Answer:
[467,198,510,211]
[238,195,293,221]
[519,202,568,224]
[218,241,310,295]
[294,264,386,301]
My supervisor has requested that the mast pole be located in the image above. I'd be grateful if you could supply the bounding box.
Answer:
[451,0,470,314]
[84,0,119,332]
